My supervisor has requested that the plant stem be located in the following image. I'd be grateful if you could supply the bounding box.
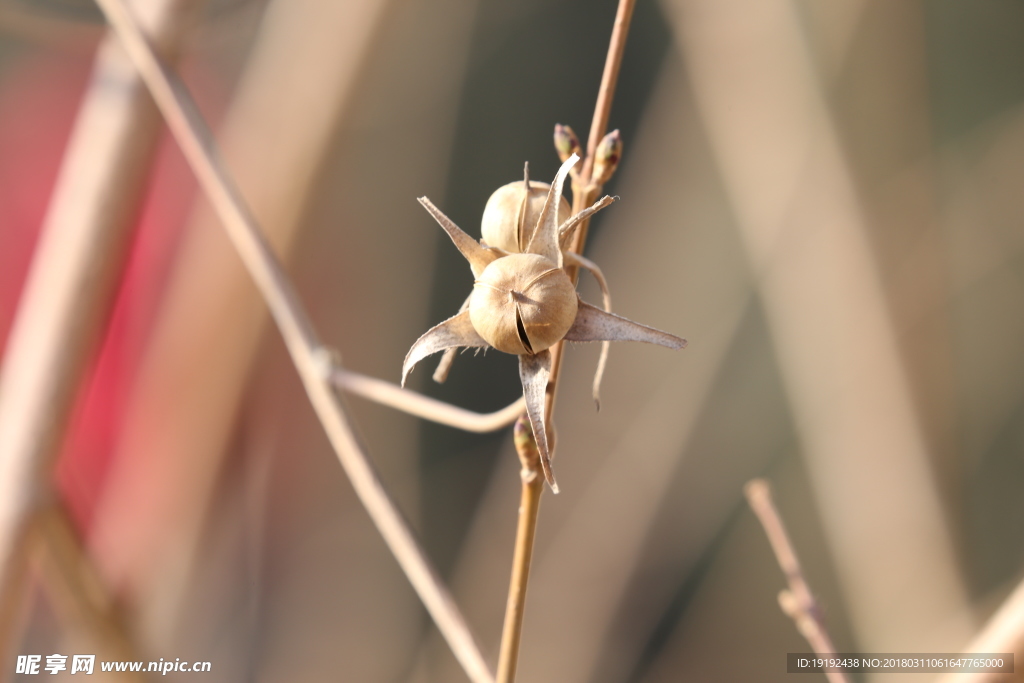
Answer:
[496,417,544,683]
[745,479,851,683]
[580,0,637,186]
[547,0,637,430]
[93,2,493,681]
[496,2,638,680]
[330,367,525,433]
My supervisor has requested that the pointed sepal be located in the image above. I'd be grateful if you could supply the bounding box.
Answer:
[432,294,472,383]
[519,350,558,492]
[403,310,487,386]
[558,195,617,250]
[526,153,578,265]
[565,300,687,350]
[419,197,499,278]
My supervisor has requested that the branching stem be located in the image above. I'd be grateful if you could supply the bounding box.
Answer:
[745,479,851,683]
[330,367,524,433]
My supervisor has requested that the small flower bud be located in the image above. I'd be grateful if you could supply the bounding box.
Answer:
[591,129,623,186]
[553,124,581,163]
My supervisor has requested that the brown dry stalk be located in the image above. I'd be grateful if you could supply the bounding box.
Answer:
[579,0,636,189]
[496,416,545,683]
[32,504,145,680]
[745,479,851,683]
[0,524,33,665]
[497,1,637,680]
[92,1,493,681]
[547,0,636,427]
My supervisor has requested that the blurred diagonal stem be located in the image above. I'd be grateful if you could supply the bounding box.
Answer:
[92,0,493,680]
[0,0,198,664]
[935,576,1024,683]
[497,1,636,681]
[745,479,851,683]
[33,504,145,682]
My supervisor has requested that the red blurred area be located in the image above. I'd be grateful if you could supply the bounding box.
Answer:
[0,47,200,531]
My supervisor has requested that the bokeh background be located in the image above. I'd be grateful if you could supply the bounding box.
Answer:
[1,0,1023,681]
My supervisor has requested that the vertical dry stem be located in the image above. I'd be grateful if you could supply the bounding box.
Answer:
[579,0,637,186]
[496,417,545,683]
[92,1,492,680]
[547,0,637,431]
[497,1,637,680]
[745,479,850,683]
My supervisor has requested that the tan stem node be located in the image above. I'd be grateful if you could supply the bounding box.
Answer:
[512,414,541,482]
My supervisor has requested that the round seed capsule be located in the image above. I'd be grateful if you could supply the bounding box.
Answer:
[470,253,578,355]
[480,180,572,253]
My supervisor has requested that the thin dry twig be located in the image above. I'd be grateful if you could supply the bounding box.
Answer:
[496,1,638,679]
[547,0,637,429]
[330,367,524,433]
[87,0,395,644]
[745,479,851,683]
[92,1,493,680]
[579,0,636,187]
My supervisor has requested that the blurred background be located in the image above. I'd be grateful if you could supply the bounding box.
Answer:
[1,0,1023,681]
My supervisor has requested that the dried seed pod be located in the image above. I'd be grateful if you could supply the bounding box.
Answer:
[406,152,687,491]
[480,176,571,253]
[470,253,578,355]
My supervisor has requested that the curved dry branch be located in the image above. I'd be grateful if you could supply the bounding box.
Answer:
[331,368,524,433]
[92,1,493,680]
